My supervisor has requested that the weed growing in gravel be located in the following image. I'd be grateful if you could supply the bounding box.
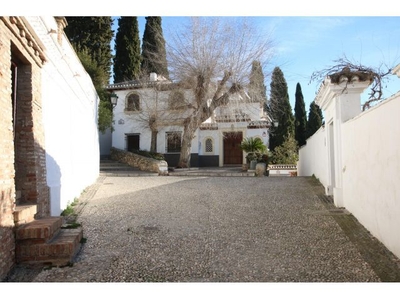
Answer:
[61,222,81,229]
[61,198,79,216]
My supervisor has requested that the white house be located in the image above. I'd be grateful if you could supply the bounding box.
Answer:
[107,73,271,167]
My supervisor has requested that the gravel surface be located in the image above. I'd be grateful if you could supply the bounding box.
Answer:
[11,175,398,283]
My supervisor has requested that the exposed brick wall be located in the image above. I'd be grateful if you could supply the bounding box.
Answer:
[0,17,49,280]
[14,63,49,217]
[0,19,17,281]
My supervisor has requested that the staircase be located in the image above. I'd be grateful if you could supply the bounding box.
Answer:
[13,204,83,266]
[100,158,158,177]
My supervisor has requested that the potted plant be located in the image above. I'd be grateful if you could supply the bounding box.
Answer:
[255,151,270,176]
[240,137,266,170]
[247,152,258,170]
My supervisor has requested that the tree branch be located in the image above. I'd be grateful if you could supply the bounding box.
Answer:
[310,55,393,111]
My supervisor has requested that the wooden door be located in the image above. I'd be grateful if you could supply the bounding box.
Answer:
[223,132,243,165]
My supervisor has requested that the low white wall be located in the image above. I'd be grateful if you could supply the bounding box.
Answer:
[341,93,400,258]
[37,17,100,216]
[298,126,329,189]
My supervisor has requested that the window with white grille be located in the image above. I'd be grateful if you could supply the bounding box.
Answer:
[205,138,213,153]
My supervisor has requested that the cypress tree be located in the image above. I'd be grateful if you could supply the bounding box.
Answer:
[294,83,308,147]
[306,101,324,138]
[64,17,114,86]
[141,17,169,78]
[113,17,141,83]
[268,67,294,151]
[248,60,267,105]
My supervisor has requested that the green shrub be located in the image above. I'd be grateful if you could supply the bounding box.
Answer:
[270,135,299,164]
[240,137,266,153]
[131,149,165,160]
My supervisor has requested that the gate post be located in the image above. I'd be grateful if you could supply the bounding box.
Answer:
[315,70,371,207]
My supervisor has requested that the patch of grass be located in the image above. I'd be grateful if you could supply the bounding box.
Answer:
[61,198,79,216]
[312,174,321,184]
[43,265,54,271]
[61,222,81,229]
[131,149,165,161]
[61,206,75,217]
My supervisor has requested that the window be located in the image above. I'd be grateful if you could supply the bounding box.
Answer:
[126,93,140,111]
[166,131,182,153]
[168,90,185,110]
[205,138,213,153]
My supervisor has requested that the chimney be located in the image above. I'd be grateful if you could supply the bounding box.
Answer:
[149,73,157,81]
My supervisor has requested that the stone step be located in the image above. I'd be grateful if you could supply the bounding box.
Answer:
[15,228,83,266]
[15,217,63,243]
[100,160,159,177]
[100,161,140,172]
[169,171,255,177]
[170,172,256,177]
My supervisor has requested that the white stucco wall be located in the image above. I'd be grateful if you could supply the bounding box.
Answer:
[341,92,400,258]
[198,130,220,156]
[112,87,192,152]
[31,17,100,216]
[298,126,329,189]
[99,129,112,157]
[215,101,262,120]
[299,72,400,259]
[247,127,270,149]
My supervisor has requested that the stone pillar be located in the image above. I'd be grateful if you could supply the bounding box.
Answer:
[315,70,371,207]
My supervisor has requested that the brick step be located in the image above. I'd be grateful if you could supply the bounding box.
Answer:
[14,204,37,226]
[15,217,63,243]
[16,228,83,266]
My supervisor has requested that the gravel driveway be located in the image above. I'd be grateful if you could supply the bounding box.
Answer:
[20,174,400,283]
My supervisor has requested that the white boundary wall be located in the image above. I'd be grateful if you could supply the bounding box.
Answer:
[28,17,100,216]
[298,126,329,190]
[341,93,400,257]
[298,69,400,259]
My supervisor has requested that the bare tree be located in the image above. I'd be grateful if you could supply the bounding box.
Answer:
[130,79,186,153]
[310,56,393,111]
[134,83,163,153]
[128,74,195,153]
[160,17,274,167]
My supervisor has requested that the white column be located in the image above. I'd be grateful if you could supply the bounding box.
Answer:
[316,75,370,207]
